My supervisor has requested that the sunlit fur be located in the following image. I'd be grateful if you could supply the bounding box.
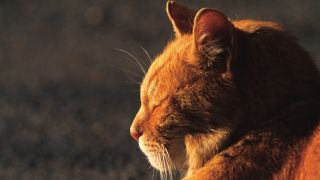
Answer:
[130,2,320,180]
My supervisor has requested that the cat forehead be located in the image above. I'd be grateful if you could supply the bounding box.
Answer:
[164,35,194,58]
[141,35,193,95]
[146,36,192,77]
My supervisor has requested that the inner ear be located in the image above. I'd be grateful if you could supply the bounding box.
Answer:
[193,8,233,53]
[166,1,196,37]
[190,8,235,72]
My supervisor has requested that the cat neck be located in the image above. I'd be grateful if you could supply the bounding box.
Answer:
[183,98,320,176]
[184,129,232,176]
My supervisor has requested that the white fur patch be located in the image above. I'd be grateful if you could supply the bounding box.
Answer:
[139,135,175,180]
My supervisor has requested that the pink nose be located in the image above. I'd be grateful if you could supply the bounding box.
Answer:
[130,131,142,141]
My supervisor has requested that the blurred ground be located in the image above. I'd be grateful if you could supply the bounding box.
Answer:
[0,0,319,179]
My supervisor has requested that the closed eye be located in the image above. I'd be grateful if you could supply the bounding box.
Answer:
[151,95,169,111]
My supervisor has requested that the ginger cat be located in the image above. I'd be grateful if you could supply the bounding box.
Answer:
[130,1,320,180]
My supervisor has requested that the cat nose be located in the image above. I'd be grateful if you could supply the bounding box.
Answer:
[130,130,142,141]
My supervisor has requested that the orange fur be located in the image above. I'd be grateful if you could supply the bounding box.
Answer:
[130,1,320,179]
[295,127,320,180]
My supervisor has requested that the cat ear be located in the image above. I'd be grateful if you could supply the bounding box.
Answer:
[166,1,196,37]
[191,8,234,78]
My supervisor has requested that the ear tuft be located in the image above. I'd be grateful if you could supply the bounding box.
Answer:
[166,1,196,37]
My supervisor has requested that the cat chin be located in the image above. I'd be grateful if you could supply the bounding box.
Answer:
[146,153,174,172]
[138,135,178,171]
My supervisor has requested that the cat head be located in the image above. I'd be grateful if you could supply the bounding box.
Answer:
[130,1,239,175]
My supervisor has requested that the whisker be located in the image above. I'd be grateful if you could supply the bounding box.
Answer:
[152,168,155,180]
[115,56,144,75]
[158,154,165,180]
[108,64,142,85]
[163,146,174,180]
[121,69,144,79]
[160,158,165,180]
[155,145,174,180]
[114,71,140,83]
[114,48,147,74]
[139,45,153,65]
[117,80,142,86]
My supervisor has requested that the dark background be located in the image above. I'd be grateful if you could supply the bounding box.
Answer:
[0,0,319,179]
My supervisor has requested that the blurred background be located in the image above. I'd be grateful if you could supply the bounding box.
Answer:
[0,0,319,179]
